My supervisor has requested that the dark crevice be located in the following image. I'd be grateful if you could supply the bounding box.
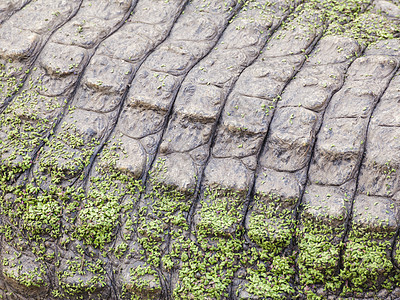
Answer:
[377,124,400,128]
[73,5,196,292]
[105,267,118,300]
[139,1,244,189]
[154,2,320,296]
[76,2,238,299]
[0,0,33,25]
[340,65,399,240]
[237,33,325,300]
[2,0,88,186]
[22,0,140,187]
[295,51,370,219]
[337,64,400,287]
[0,0,85,114]
[161,231,172,300]
[239,3,375,296]
[292,50,369,286]
[187,2,310,228]
[391,226,400,270]
[80,0,191,191]
[123,3,297,297]
[4,8,143,290]
[241,33,325,231]
[293,50,391,298]
[328,115,369,120]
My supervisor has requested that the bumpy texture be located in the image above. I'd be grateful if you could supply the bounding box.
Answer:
[0,0,400,299]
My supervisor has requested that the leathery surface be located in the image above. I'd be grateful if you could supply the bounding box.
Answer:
[1,0,400,299]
